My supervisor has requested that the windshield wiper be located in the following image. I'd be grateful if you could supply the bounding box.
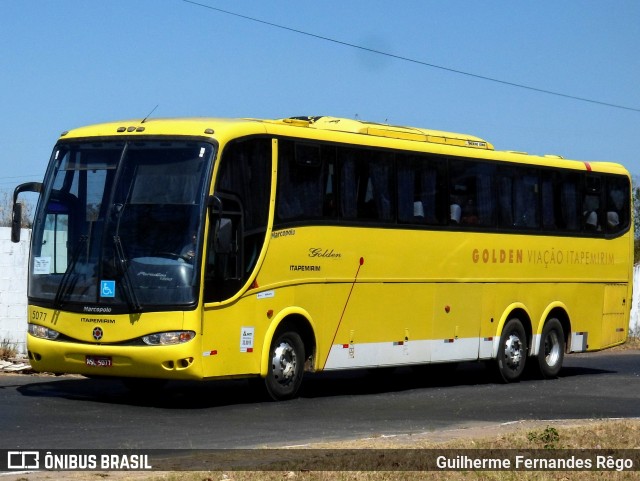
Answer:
[53,235,88,309]
[113,235,142,312]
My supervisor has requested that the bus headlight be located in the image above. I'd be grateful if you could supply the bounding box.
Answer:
[142,331,195,346]
[28,323,60,340]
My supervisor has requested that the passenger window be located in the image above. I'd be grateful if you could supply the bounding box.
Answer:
[605,176,630,235]
[540,171,581,232]
[397,154,446,225]
[583,175,603,233]
[217,139,271,232]
[498,167,540,229]
[541,171,558,230]
[449,160,495,227]
[559,172,581,232]
[339,148,394,221]
[276,141,327,221]
[275,141,340,222]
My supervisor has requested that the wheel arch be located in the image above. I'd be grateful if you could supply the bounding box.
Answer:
[494,303,533,357]
[531,303,571,356]
[259,307,317,377]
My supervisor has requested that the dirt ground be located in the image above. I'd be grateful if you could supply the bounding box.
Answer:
[4,418,632,481]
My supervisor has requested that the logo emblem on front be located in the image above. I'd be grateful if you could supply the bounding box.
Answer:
[92,327,104,341]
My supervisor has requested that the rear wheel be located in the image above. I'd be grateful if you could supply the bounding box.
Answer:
[263,330,305,401]
[496,318,527,382]
[535,318,565,379]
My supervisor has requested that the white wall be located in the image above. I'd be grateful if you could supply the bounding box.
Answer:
[630,264,640,335]
[0,227,30,354]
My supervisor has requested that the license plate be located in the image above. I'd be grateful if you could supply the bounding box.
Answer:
[85,355,112,367]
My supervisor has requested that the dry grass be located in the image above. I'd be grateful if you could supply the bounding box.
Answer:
[0,338,18,360]
[21,419,639,481]
[168,420,640,481]
[617,335,640,350]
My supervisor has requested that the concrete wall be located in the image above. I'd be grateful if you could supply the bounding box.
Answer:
[0,227,30,354]
[630,264,640,335]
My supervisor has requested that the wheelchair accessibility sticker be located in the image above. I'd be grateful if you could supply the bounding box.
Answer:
[100,280,116,298]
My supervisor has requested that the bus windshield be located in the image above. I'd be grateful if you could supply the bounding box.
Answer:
[29,139,215,313]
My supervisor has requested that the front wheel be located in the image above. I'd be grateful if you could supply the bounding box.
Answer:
[535,318,565,379]
[496,318,527,382]
[264,330,305,401]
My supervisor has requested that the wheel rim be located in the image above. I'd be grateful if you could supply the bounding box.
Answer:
[544,330,561,367]
[503,332,524,371]
[271,341,297,385]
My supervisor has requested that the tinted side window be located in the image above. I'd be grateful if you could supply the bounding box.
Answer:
[276,141,328,221]
[273,139,631,238]
[397,154,446,225]
[217,138,271,232]
[540,170,581,232]
[338,148,394,222]
[541,171,559,230]
[497,166,540,229]
[583,175,603,232]
[605,175,630,235]
[449,160,495,227]
[556,172,582,232]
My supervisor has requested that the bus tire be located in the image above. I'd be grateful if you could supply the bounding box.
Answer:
[496,318,527,382]
[535,318,565,379]
[264,330,305,401]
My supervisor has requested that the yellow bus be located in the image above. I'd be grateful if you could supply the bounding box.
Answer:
[12,116,632,400]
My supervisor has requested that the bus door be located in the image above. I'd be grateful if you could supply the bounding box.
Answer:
[202,138,272,376]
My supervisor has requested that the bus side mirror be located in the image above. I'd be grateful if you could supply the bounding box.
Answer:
[214,217,234,254]
[208,195,223,217]
[206,193,244,282]
[11,202,22,243]
[11,181,43,243]
[209,195,234,253]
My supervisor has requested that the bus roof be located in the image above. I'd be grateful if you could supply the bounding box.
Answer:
[60,116,491,148]
[58,116,629,175]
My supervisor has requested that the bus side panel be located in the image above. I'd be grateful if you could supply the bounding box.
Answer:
[601,283,629,348]
[201,284,326,379]
[321,282,433,369]
[480,282,625,357]
[201,297,265,379]
[431,283,482,362]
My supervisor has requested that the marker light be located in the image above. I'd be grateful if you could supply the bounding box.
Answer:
[142,331,196,346]
[28,323,60,340]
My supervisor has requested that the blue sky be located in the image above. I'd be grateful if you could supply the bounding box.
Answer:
[1,0,639,197]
